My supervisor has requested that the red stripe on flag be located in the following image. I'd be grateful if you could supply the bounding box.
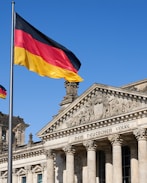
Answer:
[15,30,78,73]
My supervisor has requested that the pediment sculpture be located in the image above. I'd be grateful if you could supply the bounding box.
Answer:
[66,90,146,128]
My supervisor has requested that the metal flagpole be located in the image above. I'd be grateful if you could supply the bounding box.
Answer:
[8,1,15,183]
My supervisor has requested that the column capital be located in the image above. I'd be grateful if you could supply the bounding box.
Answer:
[133,128,147,141]
[108,134,123,145]
[83,140,97,151]
[63,144,75,154]
[44,149,55,159]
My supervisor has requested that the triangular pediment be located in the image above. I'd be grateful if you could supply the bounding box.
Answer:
[32,164,42,173]
[16,168,26,176]
[1,170,7,178]
[37,82,147,139]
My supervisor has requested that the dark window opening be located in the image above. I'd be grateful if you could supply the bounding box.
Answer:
[37,173,42,183]
[2,129,6,141]
[22,176,26,183]
[122,146,131,183]
[98,150,105,183]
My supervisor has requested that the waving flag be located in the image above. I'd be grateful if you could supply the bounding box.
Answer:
[0,85,7,99]
[14,13,83,82]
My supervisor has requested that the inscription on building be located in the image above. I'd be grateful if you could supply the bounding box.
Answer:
[87,128,112,138]
[69,123,131,143]
[116,124,130,132]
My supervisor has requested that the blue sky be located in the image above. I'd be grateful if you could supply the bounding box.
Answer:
[0,0,147,142]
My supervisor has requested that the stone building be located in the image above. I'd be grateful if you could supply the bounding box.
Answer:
[0,79,147,183]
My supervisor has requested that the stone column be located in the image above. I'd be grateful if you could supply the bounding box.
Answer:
[16,129,21,145]
[83,140,97,183]
[108,134,123,183]
[130,142,138,183]
[133,128,147,183]
[41,162,46,183]
[6,129,8,143]
[45,149,55,183]
[0,172,2,183]
[63,145,75,183]
[26,165,33,183]
[104,147,112,183]
[20,130,25,145]
[12,169,18,183]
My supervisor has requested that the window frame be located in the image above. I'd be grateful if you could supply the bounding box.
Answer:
[37,173,42,183]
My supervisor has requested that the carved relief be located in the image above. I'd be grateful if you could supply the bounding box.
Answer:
[133,128,147,141]
[63,145,75,154]
[44,149,55,159]
[67,90,144,128]
[108,134,123,146]
[83,140,97,151]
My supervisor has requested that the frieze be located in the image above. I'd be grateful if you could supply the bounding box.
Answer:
[68,122,132,144]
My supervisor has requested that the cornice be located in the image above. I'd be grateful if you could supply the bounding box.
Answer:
[0,144,44,164]
[121,78,147,89]
[13,148,44,161]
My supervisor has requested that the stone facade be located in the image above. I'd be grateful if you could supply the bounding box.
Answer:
[1,79,147,183]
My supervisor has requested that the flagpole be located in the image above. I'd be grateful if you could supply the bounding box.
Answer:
[8,1,15,183]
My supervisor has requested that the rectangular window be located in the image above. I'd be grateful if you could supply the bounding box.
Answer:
[22,176,26,183]
[122,146,131,183]
[37,174,42,183]
[97,150,105,183]
[2,129,6,141]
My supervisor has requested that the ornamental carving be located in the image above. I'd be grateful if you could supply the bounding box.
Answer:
[133,128,147,141]
[67,90,143,128]
[63,145,75,154]
[108,134,123,145]
[44,149,55,159]
[83,140,97,151]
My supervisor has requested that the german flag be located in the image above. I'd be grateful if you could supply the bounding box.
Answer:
[14,13,83,82]
[0,85,7,99]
